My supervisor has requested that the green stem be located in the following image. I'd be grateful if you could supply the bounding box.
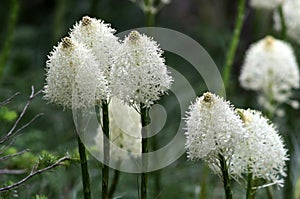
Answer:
[150,113,161,198]
[266,186,274,199]
[278,5,286,40]
[108,169,120,199]
[222,0,246,90]
[144,0,155,27]
[77,136,91,199]
[246,173,255,199]
[153,163,161,198]
[199,165,208,199]
[265,78,276,119]
[143,1,161,197]
[218,154,233,199]
[102,100,110,199]
[263,101,277,199]
[283,150,293,199]
[0,0,19,80]
[141,104,150,199]
[143,2,159,197]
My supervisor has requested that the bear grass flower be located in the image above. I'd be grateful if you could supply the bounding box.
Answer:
[184,92,245,173]
[110,30,173,108]
[160,0,171,4]
[43,37,108,109]
[239,36,299,115]
[250,0,284,10]
[129,0,171,14]
[274,0,300,44]
[94,97,141,161]
[231,109,288,188]
[70,16,120,79]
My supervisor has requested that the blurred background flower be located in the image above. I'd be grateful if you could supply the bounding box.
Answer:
[93,97,141,162]
[239,36,299,116]
[274,0,300,44]
[250,0,284,10]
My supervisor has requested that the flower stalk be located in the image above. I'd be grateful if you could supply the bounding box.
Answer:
[141,104,150,199]
[95,100,110,199]
[108,169,120,199]
[144,0,155,26]
[218,153,233,199]
[0,0,19,79]
[143,2,160,196]
[77,136,91,199]
[222,0,246,90]
[246,172,255,199]
[199,165,209,199]
[278,5,286,40]
[266,186,275,199]
[102,100,110,199]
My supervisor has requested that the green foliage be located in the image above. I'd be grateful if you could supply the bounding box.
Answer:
[37,151,71,170]
[3,147,17,155]
[0,107,17,122]
[32,195,47,199]
[0,181,18,199]
[37,151,58,169]
[0,0,19,79]
[1,148,71,171]
[2,147,37,170]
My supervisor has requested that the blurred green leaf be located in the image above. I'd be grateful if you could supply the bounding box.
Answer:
[32,194,47,199]
[2,147,37,169]
[0,107,17,122]
[0,181,18,199]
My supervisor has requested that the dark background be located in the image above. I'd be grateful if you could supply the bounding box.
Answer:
[0,0,300,198]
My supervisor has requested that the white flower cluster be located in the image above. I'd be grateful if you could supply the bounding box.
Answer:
[70,16,120,78]
[45,16,172,110]
[274,0,300,44]
[111,30,173,108]
[44,16,118,108]
[95,98,141,161]
[44,37,107,109]
[185,92,288,187]
[44,16,172,160]
[185,92,245,163]
[239,36,299,115]
[250,0,284,10]
[231,109,288,187]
